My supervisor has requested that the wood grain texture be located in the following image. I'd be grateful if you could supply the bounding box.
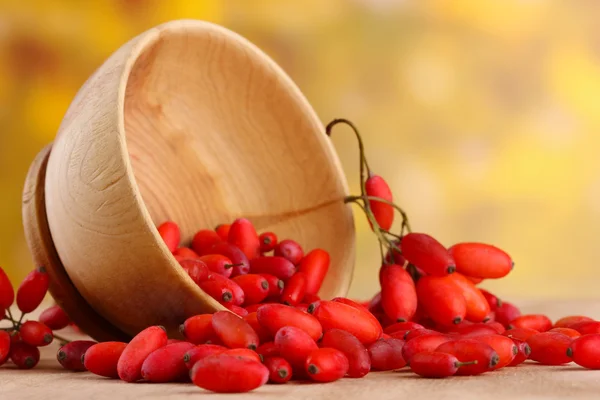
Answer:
[39,20,354,339]
[3,300,600,400]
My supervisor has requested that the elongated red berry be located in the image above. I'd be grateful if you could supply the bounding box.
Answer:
[209,242,250,277]
[232,274,269,305]
[569,321,600,335]
[212,311,259,349]
[16,267,49,313]
[183,344,227,370]
[401,233,455,276]
[297,249,330,295]
[508,340,531,366]
[306,348,349,382]
[223,348,262,363]
[117,326,168,382]
[367,338,406,370]
[57,340,96,371]
[226,304,249,316]
[141,342,195,382]
[10,342,40,369]
[20,321,53,347]
[450,323,498,337]
[449,242,513,279]
[157,221,180,252]
[215,224,231,241]
[410,351,477,378]
[435,339,499,375]
[180,315,217,344]
[204,273,245,305]
[309,300,382,345]
[257,304,322,341]
[567,334,600,369]
[256,342,280,359]
[554,315,594,329]
[509,314,552,332]
[228,218,260,261]
[260,274,284,299]
[447,273,490,322]
[404,328,443,341]
[192,230,222,256]
[527,332,572,365]
[384,322,424,335]
[39,305,70,330]
[197,255,233,278]
[494,301,521,328]
[0,267,14,310]
[83,342,127,378]
[198,280,233,305]
[416,275,466,326]
[242,313,270,343]
[173,247,199,259]
[0,331,10,366]
[274,326,318,370]
[180,259,210,285]
[274,239,304,265]
[321,329,370,378]
[503,327,539,342]
[549,327,581,339]
[250,256,295,281]
[473,334,517,368]
[380,264,417,323]
[402,334,451,363]
[365,174,394,231]
[331,297,368,310]
[264,356,292,383]
[485,321,506,334]
[280,272,306,306]
[479,289,501,312]
[259,232,278,253]
[191,353,268,393]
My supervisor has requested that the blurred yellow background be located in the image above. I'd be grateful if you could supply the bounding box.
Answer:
[2,0,600,302]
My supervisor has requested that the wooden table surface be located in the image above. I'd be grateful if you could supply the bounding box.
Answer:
[3,299,600,400]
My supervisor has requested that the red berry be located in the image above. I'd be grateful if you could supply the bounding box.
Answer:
[212,311,259,349]
[0,267,15,310]
[250,256,295,281]
[232,274,270,305]
[435,339,499,375]
[259,232,278,253]
[401,233,455,276]
[508,340,531,366]
[554,315,594,329]
[447,273,490,322]
[309,300,382,345]
[183,344,227,370]
[365,174,394,231]
[401,334,451,364]
[448,242,513,279]
[192,230,222,256]
[83,341,128,378]
[57,340,97,371]
[39,305,70,330]
[494,301,521,327]
[368,291,383,313]
[274,326,318,370]
[384,321,424,335]
[485,321,506,334]
[20,320,53,347]
[384,241,406,266]
[472,334,517,368]
[209,242,250,277]
[331,297,368,310]
[257,304,323,341]
[567,334,600,369]
[305,348,349,382]
[157,221,180,252]
[527,332,572,365]
[225,303,249,317]
[222,348,262,363]
[197,255,234,278]
[548,327,581,339]
[380,264,417,323]
[173,247,200,259]
[280,272,306,306]
[274,239,304,265]
[264,356,292,383]
[191,354,268,393]
[509,314,552,332]
[10,342,40,369]
[321,329,371,378]
[16,267,49,313]
[502,327,539,342]
[569,321,600,335]
[410,351,476,378]
[141,342,196,382]
[198,280,234,305]
[203,273,244,305]
[0,330,10,366]
[215,224,231,241]
[259,274,284,300]
[244,312,273,343]
[117,326,168,382]
[179,259,210,285]
[416,275,466,326]
[367,338,406,371]
[256,342,280,359]
[228,218,260,260]
[450,323,498,337]
[404,328,443,341]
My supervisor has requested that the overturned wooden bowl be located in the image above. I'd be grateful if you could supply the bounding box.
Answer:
[22,20,355,340]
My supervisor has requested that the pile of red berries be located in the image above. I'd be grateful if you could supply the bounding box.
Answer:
[2,119,600,392]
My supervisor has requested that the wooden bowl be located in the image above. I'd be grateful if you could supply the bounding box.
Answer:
[25,20,355,340]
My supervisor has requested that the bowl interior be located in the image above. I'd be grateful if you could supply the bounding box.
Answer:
[124,24,355,298]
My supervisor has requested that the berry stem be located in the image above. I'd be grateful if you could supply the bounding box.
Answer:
[52,333,71,345]
[455,360,478,367]
[345,195,412,234]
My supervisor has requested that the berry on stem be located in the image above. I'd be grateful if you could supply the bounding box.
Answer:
[16,267,49,314]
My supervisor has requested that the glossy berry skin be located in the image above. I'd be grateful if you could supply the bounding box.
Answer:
[567,334,600,369]
[16,267,50,313]
[494,301,521,327]
[404,329,443,341]
[197,255,233,278]
[402,334,451,364]
[0,330,11,366]
[20,321,53,347]
[448,242,513,279]
[117,326,168,382]
[191,230,222,256]
[205,273,245,305]
[410,351,472,378]
[569,321,600,335]
[508,341,531,366]
[274,239,304,265]
[83,342,128,378]
[502,327,539,342]
[225,304,248,317]
[310,300,382,345]
[173,247,200,259]
[232,274,270,305]
[183,344,227,370]
[180,259,210,285]
[256,342,280,359]
[39,305,70,330]
[244,313,272,343]
[485,321,506,334]
[416,275,466,327]
[365,174,394,231]
[57,340,97,371]
[380,264,417,323]
[141,342,195,382]
[435,339,499,376]
[451,323,498,337]
[228,218,261,261]
[297,249,330,295]
[554,315,594,329]
[401,233,455,276]
[264,356,292,383]
[157,221,180,252]
[250,256,295,281]
[223,348,262,363]
[548,327,581,339]
[367,338,406,371]
[384,321,424,335]
[321,329,371,378]
[259,232,278,253]
[257,304,322,341]
[0,267,15,310]
[479,289,500,311]
[331,297,369,310]
[280,272,306,306]
[198,280,233,305]
[181,315,217,344]
[191,354,269,393]
[526,332,573,365]
[212,311,259,349]
[209,242,250,277]
[473,334,517,369]
[274,326,318,370]
[305,348,349,383]
[260,274,284,300]
[447,273,490,322]
[509,314,552,332]
[10,342,40,369]
[215,224,231,241]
